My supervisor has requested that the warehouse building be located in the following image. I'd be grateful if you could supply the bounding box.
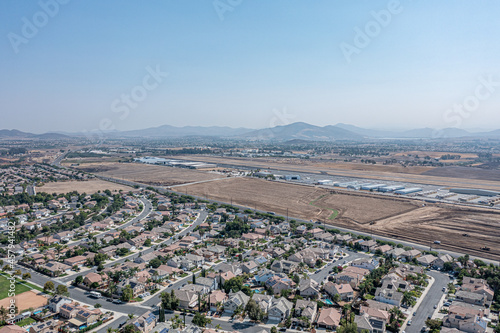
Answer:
[395,188,422,195]
[449,188,500,197]
[378,185,405,192]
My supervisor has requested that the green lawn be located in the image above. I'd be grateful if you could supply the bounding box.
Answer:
[16,317,36,327]
[0,274,32,300]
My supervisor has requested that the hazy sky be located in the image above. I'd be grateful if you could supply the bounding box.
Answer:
[2,1,500,133]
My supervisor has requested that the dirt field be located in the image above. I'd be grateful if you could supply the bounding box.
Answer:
[178,178,419,224]
[0,290,48,312]
[177,177,500,260]
[176,155,500,191]
[38,179,133,194]
[71,162,223,186]
[373,205,500,260]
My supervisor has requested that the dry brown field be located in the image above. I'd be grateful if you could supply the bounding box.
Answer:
[0,290,48,313]
[38,179,132,194]
[72,162,222,186]
[177,177,500,260]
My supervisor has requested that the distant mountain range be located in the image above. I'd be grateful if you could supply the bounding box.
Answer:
[0,129,71,140]
[1,123,500,141]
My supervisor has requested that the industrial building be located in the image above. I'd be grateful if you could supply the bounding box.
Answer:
[378,185,405,192]
[284,175,301,181]
[449,188,500,197]
[395,188,422,195]
[335,181,359,188]
[317,180,334,185]
[360,184,387,191]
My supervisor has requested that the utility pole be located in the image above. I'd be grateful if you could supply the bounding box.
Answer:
[286,208,288,222]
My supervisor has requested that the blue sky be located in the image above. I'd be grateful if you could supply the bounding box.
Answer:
[1,0,500,133]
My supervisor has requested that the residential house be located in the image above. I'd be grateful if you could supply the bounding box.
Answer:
[401,249,422,261]
[209,290,227,312]
[266,275,296,295]
[299,278,320,298]
[355,313,387,333]
[268,297,293,322]
[124,311,157,333]
[196,277,218,291]
[174,290,198,309]
[224,291,250,314]
[324,282,354,302]
[336,266,370,289]
[360,240,378,252]
[351,257,380,271]
[316,307,341,330]
[48,296,72,313]
[83,272,107,288]
[433,254,454,270]
[294,300,317,328]
[270,260,298,274]
[252,294,273,314]
[417,254,438,266]
[442,314,487,333]
[242,261,259,274]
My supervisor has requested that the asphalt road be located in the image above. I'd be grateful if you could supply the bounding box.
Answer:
[406,270,450,333]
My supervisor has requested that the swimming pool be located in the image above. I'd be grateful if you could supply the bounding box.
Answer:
[323,299,333,305]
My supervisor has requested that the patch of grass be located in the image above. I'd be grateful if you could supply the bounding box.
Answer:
[0,274,32,300]
[16,317,36,327]
[309,195,339,220]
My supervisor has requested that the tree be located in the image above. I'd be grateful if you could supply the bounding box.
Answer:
[0,306,7,323]
[425,319,442,333]
[90,282,100,289]
[160,290,179,310]
[336,320,358,333]
[159,305,165,322]
[74,275,83,285]
[44,281,55,292]
[245,299,264,322]
[55,284,68,295]
[22,272,31,280]
[121,285,133,302]
[402,291,416,307]
[144,239,152,247]
[271,327,277,333]
[192,312,211,327]
[123,324,136,333]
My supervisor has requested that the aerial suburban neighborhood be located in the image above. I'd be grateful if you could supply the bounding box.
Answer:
[0,154,499,333]
[2,2,500,333]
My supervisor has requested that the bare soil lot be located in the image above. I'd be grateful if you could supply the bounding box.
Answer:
[373,205,500,260]
[73,162,222,186]
[38,179,132,194]
[177,177,500,260]
[0,290,48,313]
[177,178,419,224]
